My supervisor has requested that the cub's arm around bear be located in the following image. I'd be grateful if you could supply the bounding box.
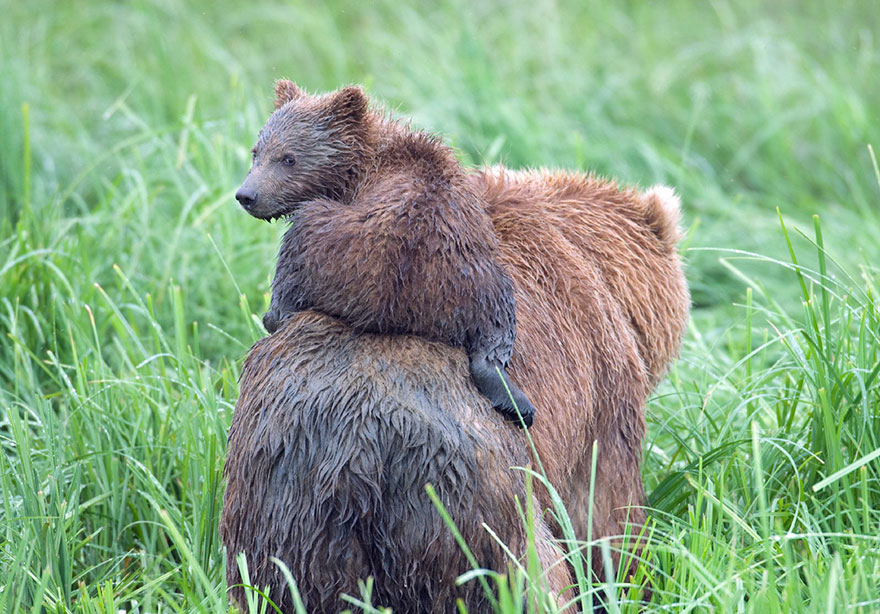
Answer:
[236,81,536,426]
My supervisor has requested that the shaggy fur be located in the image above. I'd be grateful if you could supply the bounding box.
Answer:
[219,313,572,613]
[235,81,536,427]
[473,168,689,578]
[221,83,690,614]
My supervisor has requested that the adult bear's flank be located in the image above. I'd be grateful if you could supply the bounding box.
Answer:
[234,80,536,427]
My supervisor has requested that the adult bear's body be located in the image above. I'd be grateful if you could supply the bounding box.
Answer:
[220,166,689,612]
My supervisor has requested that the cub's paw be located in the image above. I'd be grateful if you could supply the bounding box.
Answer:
[490,388,535,429]
[504,392,535,429]
[469,356,537,429]
[262,311,281,334]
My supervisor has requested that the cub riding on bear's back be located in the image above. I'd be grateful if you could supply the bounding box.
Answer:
[222,79,691,614]
[235,80,536,427]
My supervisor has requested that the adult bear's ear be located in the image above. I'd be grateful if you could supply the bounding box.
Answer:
[328,86,368,125]
[274,79,305,109]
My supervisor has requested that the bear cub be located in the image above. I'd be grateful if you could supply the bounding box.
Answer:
[235,80,536,427]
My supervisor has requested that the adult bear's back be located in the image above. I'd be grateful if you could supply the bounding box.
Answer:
[220,311,570,613]
[476,168,689,573]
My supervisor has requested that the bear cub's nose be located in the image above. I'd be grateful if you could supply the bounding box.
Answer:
[235,187,258,208]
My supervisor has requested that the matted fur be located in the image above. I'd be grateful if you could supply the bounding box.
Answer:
[474,169,689,576]
[220,313,571,613]
[240,81,537,426]
[221,84,690,613]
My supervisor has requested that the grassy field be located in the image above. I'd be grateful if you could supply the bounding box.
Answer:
[2,0,879,612]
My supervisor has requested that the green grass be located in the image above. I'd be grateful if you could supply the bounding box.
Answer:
[1,0,879,612]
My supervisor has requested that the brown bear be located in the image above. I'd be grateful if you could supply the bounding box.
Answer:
[220,312,574,614]
[473,170,689,587]
[234,81,536,427]
[220,82,690,613]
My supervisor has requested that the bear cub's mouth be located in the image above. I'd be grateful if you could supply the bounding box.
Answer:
[252,204,304,223]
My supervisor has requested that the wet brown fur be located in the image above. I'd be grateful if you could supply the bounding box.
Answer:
[220,84,690,613]
[220,313,571,613]
[242,81,536,426]
[473,168,689,579]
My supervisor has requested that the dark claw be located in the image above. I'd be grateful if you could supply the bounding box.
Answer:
[495,391,535,429]
[469,355,537,429]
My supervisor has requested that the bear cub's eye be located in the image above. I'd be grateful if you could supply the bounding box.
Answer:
[282,155,297,167]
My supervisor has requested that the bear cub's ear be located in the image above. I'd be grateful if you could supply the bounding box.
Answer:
[274,79,305,109]
[328,86,368,124]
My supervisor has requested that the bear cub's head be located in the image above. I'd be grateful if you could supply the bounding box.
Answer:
[235,80,372,221]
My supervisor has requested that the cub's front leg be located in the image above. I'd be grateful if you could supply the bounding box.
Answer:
[263,269,300,334]
[263,219,312,335]
[263,198,362,335]
[463,271,537,429]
